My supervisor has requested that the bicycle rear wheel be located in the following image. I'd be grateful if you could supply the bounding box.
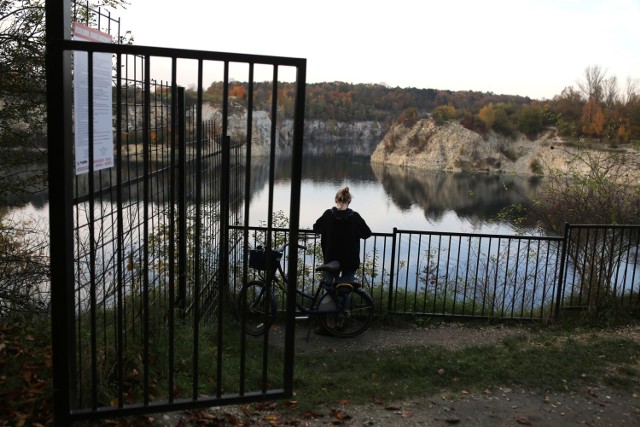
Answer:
[319,287,374,338]
[237,280,277,336]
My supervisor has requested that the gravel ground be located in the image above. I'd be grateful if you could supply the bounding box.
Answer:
[152,322,640,426]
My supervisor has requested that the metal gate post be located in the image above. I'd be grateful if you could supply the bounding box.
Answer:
[46,0,76,425]
[283,65,307,395]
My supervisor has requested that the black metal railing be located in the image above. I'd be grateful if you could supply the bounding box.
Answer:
[229,224,640,321]
[560,224,640,310]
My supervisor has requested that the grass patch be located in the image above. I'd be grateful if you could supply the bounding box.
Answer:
[290,326,640,410]
[2,314,639,425]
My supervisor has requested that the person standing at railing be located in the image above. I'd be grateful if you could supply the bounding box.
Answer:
[313,186,372,287]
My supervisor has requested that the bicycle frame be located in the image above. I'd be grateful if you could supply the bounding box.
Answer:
[255,262,337,316]
[240,244,374,338]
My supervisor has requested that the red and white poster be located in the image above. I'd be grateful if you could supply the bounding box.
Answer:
[73,22,114,175]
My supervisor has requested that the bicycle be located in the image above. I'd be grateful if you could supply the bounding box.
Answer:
[237,243,374,338]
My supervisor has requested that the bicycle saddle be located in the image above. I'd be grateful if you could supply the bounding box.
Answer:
[315,260,340,272]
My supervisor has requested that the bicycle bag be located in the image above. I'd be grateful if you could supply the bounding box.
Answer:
[249,247,282,273]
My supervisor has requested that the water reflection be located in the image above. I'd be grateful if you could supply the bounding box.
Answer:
[252,154,539,233]
[370,162,539,224]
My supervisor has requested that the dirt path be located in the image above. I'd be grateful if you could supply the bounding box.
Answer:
[155,323,640,426]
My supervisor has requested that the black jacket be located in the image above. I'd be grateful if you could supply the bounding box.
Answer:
[313,207,372,271]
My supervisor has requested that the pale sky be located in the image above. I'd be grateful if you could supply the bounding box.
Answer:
[117,0,640,100]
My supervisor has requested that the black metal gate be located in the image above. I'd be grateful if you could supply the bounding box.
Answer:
[46,1,306,424]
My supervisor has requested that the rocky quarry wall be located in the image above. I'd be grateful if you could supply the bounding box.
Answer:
[370,118,640,182]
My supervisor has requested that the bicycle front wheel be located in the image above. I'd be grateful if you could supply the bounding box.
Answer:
[237,280,277,336]
[319,287,374,338]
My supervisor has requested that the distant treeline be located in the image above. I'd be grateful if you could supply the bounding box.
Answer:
[187,66,640,144]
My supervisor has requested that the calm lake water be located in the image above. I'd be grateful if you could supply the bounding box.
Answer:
[6,154,540,235]
[248,154,539,235]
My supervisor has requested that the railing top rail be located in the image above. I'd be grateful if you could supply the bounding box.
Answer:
[567,224,640,229]
[229,225,394,238]
[393,228,565,242]
[230,224,573,241]
[57,39,307,67]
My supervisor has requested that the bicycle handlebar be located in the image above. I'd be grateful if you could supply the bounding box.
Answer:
[258,242,306,254]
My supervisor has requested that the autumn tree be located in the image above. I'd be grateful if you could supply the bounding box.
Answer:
[478,103,496,130]
[492,103,516,136]
[431,105,457,125]
[581,98,605,137]
[517,104,545,138]
[603,75,620,109]
[229,84,247,102]
[577,64,607,105]
[397,107,418,127]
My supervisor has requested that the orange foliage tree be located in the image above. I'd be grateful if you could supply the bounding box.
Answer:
[581,98,605,137]
[478,103,496,129]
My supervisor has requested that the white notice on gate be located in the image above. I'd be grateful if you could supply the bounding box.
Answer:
[73,22,114,175]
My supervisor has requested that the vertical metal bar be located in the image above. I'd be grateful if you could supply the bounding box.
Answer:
[511,239,521,318]
[555,223,570,319]
[239,67,255,396]
[46,0,75,423]
[529,240,541,319]
[452,235,462,315]
[422,235,430,313]
[519,239,530,317]
[432,235,442,313]
[487,237,500,316]
[413,235,422,313]
[167,61,178,404]
[284,59,305,395]
[540,240,552,319]
[388,228,397,313]
[115,52,125,409]
[260,66,280,394]
[501,238,512,318]
[177,88,187,311]
[586,228,599,307]
[404,234,412,312]
[624,226,640,304]
[471,237,482,317]
[631,228,640,304]
[142,55,151,406]
[569,226,580,305]
[379,235,388,315]
[217,61,231,398]
[87,50,99,410]
[442,235,452,314]
[594,227,605,305]
[192,59,204,399]
[612,228,624,300]
[462,236,472,315]
[484,236,493,317]
[398,233,413,312]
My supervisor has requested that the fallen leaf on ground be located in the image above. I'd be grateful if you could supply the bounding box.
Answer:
[445,414,461,424]
[281,400,298,408]
[301,410,324,419]
[515,414,531,425]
